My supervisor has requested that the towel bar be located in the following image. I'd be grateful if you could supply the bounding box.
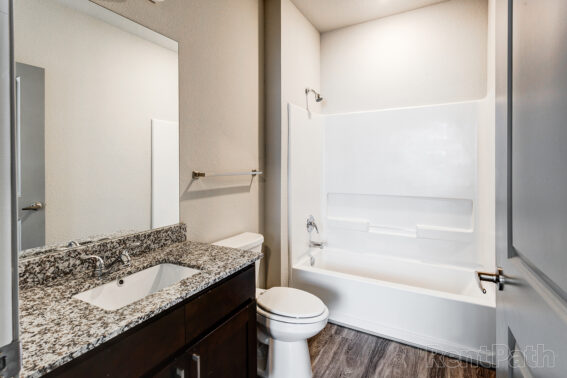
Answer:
[192,169,263,180]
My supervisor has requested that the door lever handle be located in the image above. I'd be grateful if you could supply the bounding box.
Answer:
[22,202,44,211]
[476,268,505,294]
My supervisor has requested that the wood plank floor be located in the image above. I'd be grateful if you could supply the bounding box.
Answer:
[308,324,495,378]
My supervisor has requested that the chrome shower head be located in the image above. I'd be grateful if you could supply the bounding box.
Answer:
[305,88,324,104]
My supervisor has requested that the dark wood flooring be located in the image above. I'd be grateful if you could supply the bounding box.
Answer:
[308,323,495,378]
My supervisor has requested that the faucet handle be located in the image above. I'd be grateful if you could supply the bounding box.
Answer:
[306,215,319,234]
[119,251,131,266]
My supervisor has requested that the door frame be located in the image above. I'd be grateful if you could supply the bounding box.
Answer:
[0,0,21,376]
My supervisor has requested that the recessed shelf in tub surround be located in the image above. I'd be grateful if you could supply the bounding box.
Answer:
[327,216,474,242]
[18,237,263,377]
[18,223,187,289]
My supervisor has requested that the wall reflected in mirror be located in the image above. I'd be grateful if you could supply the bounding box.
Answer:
[15,0,179,254]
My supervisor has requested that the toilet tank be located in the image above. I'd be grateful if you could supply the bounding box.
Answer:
[213,232,264,252]
[213,232,264,287]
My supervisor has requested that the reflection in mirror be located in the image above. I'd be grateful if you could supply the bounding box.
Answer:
[15,0,179,254]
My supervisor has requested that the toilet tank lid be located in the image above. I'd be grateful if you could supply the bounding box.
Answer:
[213,232,264,250]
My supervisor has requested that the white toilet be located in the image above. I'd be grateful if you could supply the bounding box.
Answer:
[214,233,328,378]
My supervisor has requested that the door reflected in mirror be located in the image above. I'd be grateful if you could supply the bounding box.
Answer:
[15,0,179,253]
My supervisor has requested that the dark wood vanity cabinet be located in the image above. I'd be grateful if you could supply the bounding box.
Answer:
[47,265,256,378]
[155,302,256,378]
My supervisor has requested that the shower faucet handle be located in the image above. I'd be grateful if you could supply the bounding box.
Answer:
[306,215,319,234]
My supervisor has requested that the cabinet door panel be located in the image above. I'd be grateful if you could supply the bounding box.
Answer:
[49,306,186,378]
[188,302,256,378]
[185,265,255,343]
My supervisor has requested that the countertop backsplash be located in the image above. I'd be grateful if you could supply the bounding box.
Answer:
[19,223,187,289]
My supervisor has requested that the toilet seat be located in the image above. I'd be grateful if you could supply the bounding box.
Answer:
[257,304,329,324]
[256,287,328,324]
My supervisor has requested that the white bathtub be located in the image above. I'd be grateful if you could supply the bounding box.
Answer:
[292,248,496,365]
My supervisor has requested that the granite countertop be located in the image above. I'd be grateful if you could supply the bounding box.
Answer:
[19,241,262,377]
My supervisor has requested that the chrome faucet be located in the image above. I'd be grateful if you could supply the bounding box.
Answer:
[81,251,131,278]
[81,255,105,278]
[306,215,327,249]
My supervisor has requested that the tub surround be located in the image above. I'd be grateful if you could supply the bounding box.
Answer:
[18,236,262,377]
[19,223,187,289]
[287,101,496,365]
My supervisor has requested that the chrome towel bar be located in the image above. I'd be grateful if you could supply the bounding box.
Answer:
[192,169,263,180]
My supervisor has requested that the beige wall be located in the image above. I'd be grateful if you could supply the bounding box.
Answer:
[90,0,263,247]
[15,0,178,245]
[321,0,488,113]
[264,0,320,287]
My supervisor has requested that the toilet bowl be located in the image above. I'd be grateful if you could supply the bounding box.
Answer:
[256,287,328,378]
[213,233,329,378]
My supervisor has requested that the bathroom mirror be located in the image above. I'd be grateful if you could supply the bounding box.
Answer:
[15,0,179,255]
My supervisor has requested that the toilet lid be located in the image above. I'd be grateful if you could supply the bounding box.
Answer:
[257,287,326,319]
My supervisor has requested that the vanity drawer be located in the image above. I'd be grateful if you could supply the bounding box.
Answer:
[47,306,186,378]
[184,265,255,343]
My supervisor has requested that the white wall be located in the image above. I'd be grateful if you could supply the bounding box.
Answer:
[320,0,488,113]
[15,0,178,245]
[478,0,496,270]
[314,0,495,270]
[264,0,320,287]
[287,0,496,271]
[287,104,324,266]
[279,0,321,285]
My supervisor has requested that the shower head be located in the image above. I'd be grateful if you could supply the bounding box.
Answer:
[305,88,324,103]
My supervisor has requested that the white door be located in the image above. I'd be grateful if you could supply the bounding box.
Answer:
[495,0,567,377]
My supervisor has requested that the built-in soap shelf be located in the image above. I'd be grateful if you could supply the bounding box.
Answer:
[327,216,474,242]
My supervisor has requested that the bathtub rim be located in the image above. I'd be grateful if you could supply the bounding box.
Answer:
[293,248,496,308]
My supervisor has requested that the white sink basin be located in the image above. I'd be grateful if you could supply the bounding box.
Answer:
[73,263,201,311]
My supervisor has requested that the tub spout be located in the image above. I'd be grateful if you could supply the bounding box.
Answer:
[309,240,327,249]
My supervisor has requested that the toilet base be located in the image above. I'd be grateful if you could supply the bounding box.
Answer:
[258,338,312,378]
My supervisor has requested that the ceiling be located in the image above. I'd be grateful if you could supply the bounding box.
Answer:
[290,0,448,32]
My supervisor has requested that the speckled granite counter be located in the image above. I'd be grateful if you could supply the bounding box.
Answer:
[19,241,262,377]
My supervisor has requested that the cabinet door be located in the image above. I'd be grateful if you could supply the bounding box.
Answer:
[187,302,256,378]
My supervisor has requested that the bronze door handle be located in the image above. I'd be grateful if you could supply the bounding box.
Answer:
[22,202,43,211]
